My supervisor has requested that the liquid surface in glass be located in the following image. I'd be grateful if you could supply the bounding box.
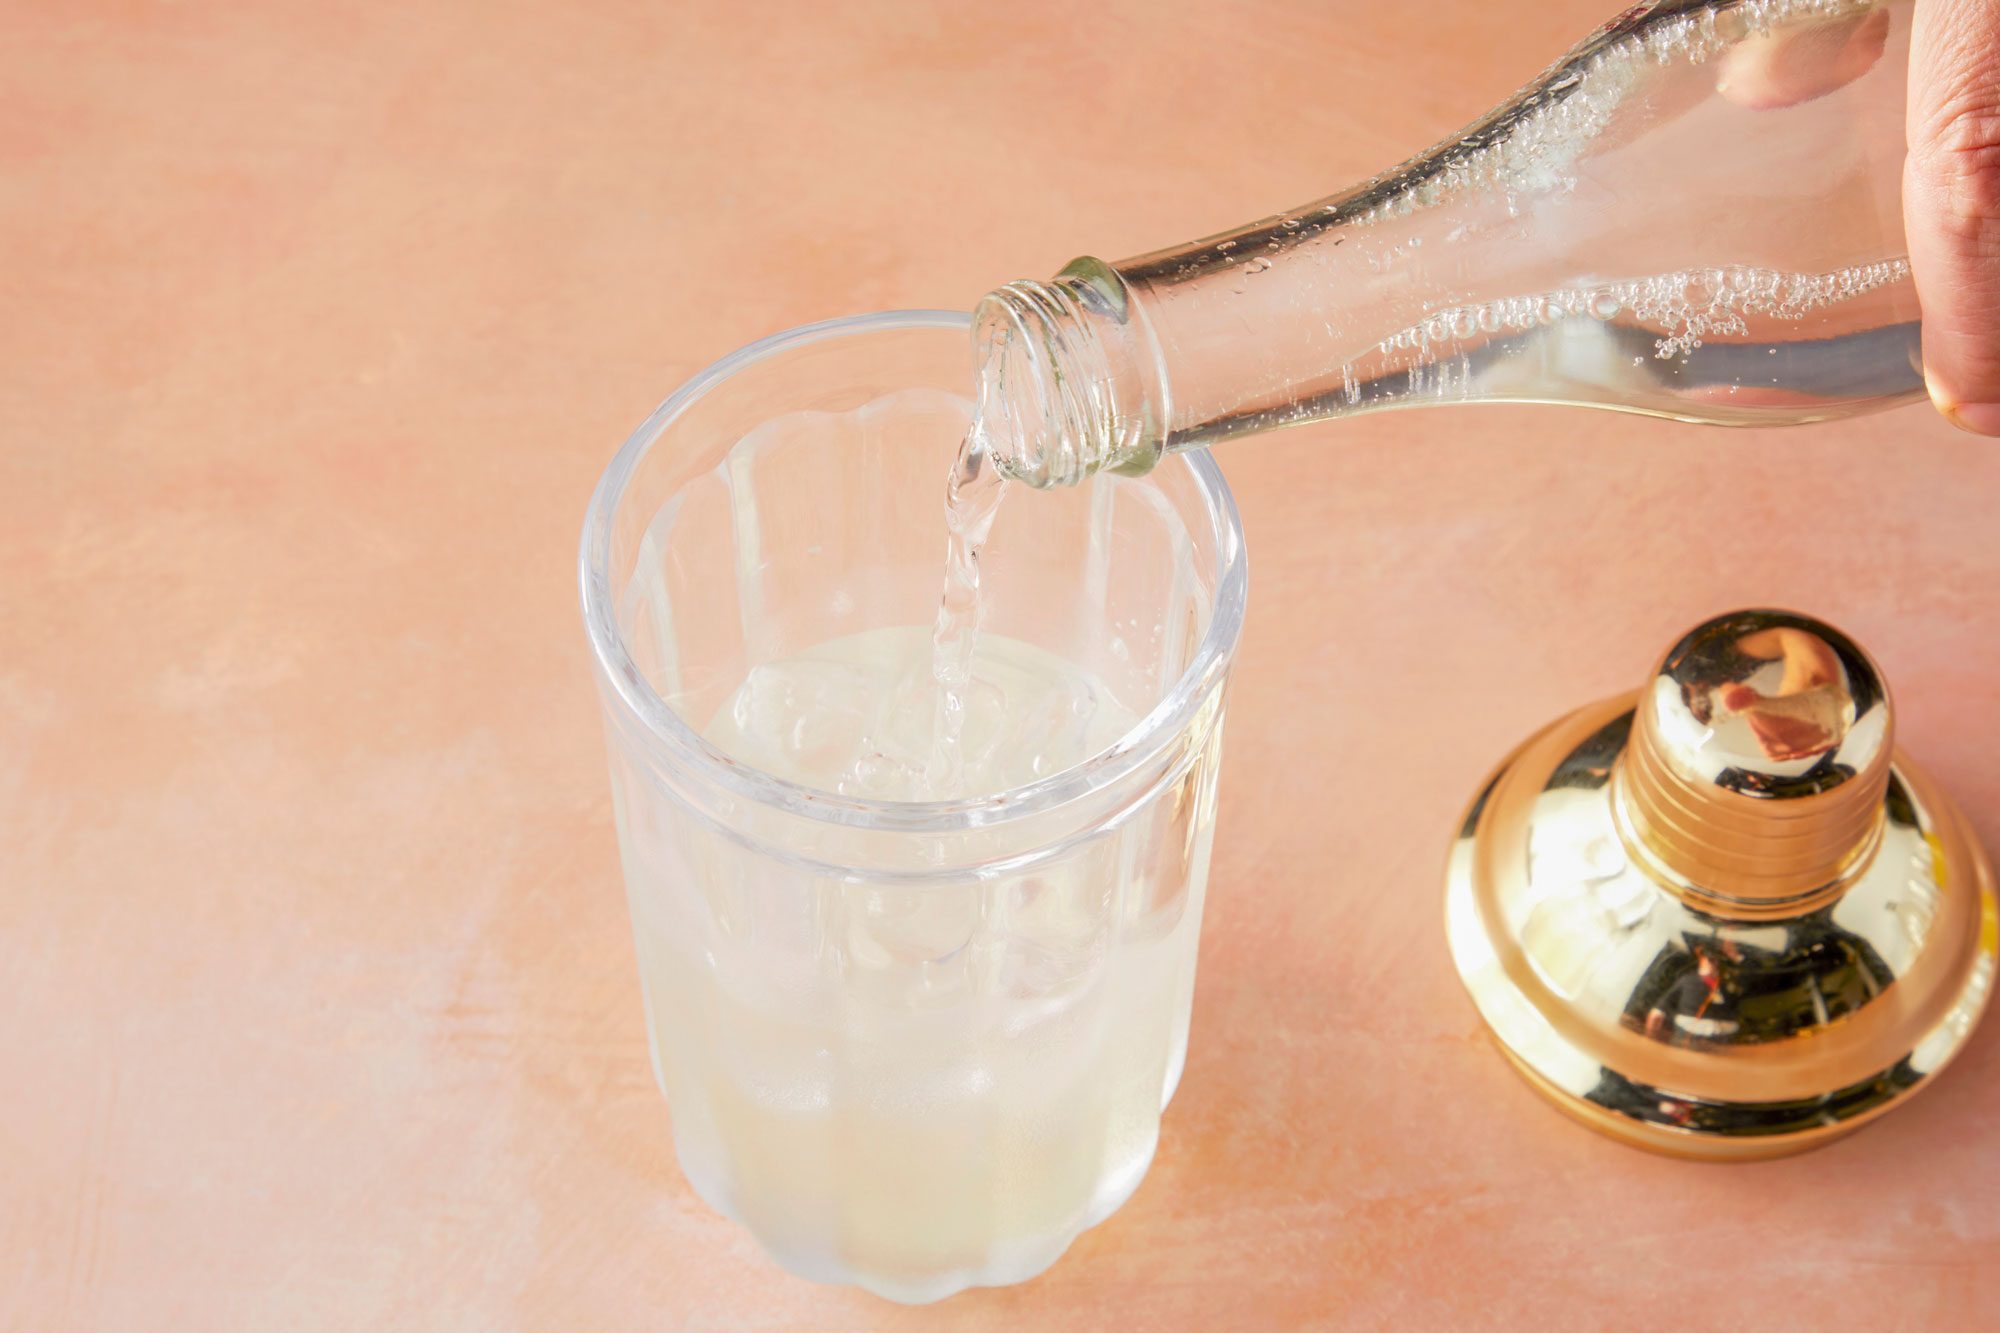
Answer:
[704,624,1134,801]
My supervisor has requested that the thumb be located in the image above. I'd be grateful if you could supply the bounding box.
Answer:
[1907,0,2000,434]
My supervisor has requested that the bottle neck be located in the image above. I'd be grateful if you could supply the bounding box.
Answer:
[972,259,1168,488]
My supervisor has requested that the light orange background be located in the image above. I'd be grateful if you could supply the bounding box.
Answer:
[6,1,1998,1328]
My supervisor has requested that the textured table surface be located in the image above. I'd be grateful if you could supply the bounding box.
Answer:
[7,1,1999,1327]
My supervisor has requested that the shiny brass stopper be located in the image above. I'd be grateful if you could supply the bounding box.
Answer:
[1446,609,1996,1160]
[1617,612,1890,916]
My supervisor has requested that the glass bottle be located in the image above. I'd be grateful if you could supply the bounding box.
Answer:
[974,0,1919,487]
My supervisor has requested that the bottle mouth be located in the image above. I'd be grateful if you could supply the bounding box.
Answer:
[973,268,1161,488]
[972,280,1095,488]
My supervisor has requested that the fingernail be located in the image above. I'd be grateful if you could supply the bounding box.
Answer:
[1945,402,2000,436]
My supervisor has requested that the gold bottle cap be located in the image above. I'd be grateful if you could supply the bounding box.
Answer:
[1446,609,1997,1160]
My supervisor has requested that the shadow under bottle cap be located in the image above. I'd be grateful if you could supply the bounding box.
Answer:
[1445,608,1997,1160]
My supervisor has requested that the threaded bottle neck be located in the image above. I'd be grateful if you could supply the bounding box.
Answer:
[972,260,1166,488]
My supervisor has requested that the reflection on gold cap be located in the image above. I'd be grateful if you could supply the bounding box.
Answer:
[1619,611,1889,916]
[1446,609,1995,1160]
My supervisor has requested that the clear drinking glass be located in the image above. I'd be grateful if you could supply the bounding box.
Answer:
[578,311,1247,1303]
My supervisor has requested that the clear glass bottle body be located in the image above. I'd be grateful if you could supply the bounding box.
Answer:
[976,0,1919,487]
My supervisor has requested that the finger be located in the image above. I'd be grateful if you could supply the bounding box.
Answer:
[1907,0,2000,433]
[1718,6,1890,110]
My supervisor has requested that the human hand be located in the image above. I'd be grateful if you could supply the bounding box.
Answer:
[1907,0,2000,434]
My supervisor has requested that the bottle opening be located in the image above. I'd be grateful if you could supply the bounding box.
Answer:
[972,266,1162,488]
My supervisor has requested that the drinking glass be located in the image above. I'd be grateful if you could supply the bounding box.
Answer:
[579,310,1247,1302]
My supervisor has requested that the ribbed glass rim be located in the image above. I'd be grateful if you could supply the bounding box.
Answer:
[579,309,1248,834]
